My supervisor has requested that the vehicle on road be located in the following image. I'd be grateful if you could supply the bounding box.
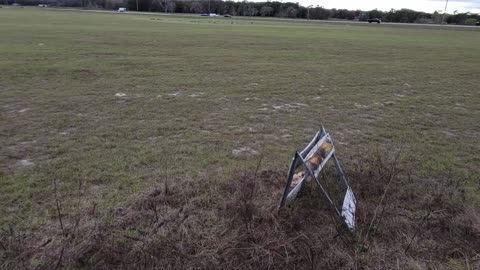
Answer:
[368,18,381,24]
[476,21,480,26]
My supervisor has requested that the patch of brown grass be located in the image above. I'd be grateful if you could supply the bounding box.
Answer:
[1,149,479,269]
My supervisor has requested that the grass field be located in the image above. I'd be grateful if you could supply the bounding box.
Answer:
[1,6,479,269]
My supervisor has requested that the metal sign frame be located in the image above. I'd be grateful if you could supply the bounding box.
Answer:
[279,127,357,231]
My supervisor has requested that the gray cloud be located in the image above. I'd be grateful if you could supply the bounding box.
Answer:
[429,0,480,2]
[429,0,480,7]
[432,0,480,12]
[248,0,480,13]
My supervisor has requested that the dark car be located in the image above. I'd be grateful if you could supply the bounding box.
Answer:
[224,14,232,18]
[476,21,480,26]
[368,18,381,24]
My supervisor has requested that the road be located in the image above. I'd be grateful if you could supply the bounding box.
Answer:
[28,6,480,30]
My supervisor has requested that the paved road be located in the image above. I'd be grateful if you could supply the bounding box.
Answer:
[40,7,480,30]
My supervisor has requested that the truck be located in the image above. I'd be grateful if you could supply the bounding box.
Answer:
[367,18,381,24]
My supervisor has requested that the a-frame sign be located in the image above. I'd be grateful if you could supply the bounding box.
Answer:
[279,127,357,231]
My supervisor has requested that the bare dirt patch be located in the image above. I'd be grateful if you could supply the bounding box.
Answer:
[232,147,260,157]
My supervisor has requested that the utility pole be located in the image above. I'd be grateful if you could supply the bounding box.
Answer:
[136,0,139,11]
[307,5,313,20]
[164,0,167,13]
[208,0,211,14]
[442,0,449,24]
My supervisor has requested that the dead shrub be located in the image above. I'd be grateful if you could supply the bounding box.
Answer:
[1,148,479,269]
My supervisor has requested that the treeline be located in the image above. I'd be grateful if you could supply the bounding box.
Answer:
[5,0,480,25]
[360,8,479,24]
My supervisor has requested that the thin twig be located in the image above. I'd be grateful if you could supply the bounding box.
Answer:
[72,178,84,238]
[53,247,64,270]
[164,157,169,196]
[53,179,65,237]
[363,148,402,244]
[254,154,264,179]
[404,208,446,255]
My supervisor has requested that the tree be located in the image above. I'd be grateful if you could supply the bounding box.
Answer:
[13,0,480,24]
[260,6,273,16]
[309,7,331,20]
[346,11,355,20]
[368,9,384,19]
[286,6,297,18]
[465,18,477,25]
[189,0,203,13]
[447,12,468,24]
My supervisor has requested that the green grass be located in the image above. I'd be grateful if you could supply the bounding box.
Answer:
[1,6,479,234]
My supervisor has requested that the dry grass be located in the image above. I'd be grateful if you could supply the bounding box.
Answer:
[1,148,478,269]
[1,8,479,269]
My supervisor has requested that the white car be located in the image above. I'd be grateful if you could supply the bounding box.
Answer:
[118,7,126,12]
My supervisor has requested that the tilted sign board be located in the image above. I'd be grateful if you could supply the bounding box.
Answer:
[279,127,357,231]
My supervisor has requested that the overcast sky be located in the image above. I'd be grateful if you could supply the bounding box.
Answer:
[247,0,480,13]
